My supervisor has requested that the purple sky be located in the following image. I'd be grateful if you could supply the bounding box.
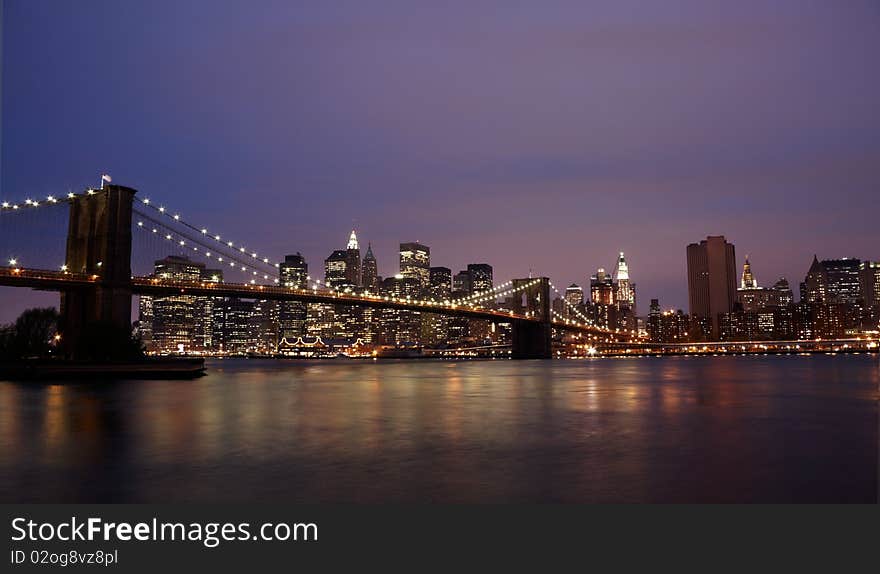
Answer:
[2,0,879,322]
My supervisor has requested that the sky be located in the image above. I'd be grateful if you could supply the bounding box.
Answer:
[1,0,879,322]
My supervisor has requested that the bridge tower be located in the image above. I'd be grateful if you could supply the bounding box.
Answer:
[509,277,552,359]
[60,185,137,355]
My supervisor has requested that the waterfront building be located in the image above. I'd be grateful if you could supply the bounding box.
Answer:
[141,255,207,353]
[686,235,737,339]
[279,253,308,341]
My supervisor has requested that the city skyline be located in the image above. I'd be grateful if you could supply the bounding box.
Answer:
[2,1,879,316]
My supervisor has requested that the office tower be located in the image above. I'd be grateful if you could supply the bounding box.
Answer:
[613,251,637,329]
[590,268,614,305]
[377,274,422,345]
[213,298,255,353]
[424,267,453,344]
[800,255,827,303]
[467,263,493,294]
[861,261,880,308]
[145,255,203,353]
[686,235,737,339]
[196,267,224,350]
[735,257,782,312]
[453,270,473,296]
[250,299,278,353]
[362,243,378,289]
[741,256,757,289]
[279,253,308,341]
[565,284,583,308]
[345,230,362,287]
[614,252,635,308]
[324,250,350,288]
[429,267,453,300]
[399,242,430,289]
[822,258,862,305]
[770,278,794,307]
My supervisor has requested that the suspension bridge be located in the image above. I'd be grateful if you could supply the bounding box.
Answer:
[0,183,638,359]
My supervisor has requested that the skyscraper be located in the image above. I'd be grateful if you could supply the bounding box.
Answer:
[399,242,430,289]
[564,284,583,307]
[145,255,203,353]
[861,261,880,308]
[467,263,493,294]
[686,235,736,339]
[822,258,862,305]
[279,253,308,341]
[345,230,362,287]
[429,267,452,300]
[741,256,757,289]
[590,268,614,305]
[613,251,636,329]
[614,252,635,308]
[361,243,378,289]
[800,255,827,303]
[324,250,351,288]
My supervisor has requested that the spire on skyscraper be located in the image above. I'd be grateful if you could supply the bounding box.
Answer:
[347,229,359,250]
[614,251,629,281]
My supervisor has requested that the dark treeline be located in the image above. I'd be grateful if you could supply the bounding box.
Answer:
[0,308,145,361]
[0,307,60,360]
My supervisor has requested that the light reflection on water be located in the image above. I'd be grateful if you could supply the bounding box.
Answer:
[0,355,877,503]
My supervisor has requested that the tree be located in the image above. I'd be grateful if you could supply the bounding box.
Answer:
[0,308,59,360]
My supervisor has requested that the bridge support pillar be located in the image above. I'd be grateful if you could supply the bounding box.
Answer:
[509,277,552,359]
[60,185,137,356]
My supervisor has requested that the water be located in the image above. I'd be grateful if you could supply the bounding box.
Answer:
[0,355,877,503]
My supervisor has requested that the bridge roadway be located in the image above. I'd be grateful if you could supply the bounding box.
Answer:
[0,267,622,339]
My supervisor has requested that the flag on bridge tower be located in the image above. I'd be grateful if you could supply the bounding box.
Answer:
[100,174,112,188]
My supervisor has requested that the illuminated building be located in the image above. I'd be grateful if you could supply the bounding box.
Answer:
[740,256,757,289]
[143,255,203,353]
[590,268,614,305]
[429,267,452,299]
[861,261,880,307]
[822,258,862,305]
[800,255,827,303]
[424,267,452,345]
[399,242,430,289]
[377,274,422,345]
[564,284,583,307]
[614,252,635,309]
[325,249,351,288]
[345,230,362,287]
[613,252,637,330]
[646,299,689,343]
[686,235,737,339]
[467,263,493,294]
[736,258,791,312]
[279,253,308,341]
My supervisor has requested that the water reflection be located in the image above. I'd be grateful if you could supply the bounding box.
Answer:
[0,355,877,502]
